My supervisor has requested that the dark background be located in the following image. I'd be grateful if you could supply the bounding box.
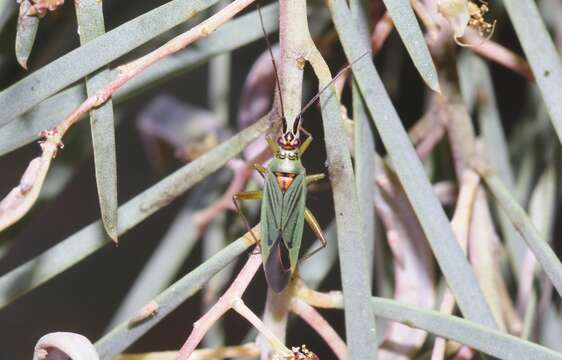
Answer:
[0,1,534,358]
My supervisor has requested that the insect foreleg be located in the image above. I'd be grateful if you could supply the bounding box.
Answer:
[305,173,325,185]
[253,163,267,176]
[299,208,327,262]
[233,191,263,245]
[266,135,279,153]
[298,131,313,156]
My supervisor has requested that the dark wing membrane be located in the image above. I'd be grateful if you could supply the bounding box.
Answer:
[260,171,306,292]
[264,234,292,293]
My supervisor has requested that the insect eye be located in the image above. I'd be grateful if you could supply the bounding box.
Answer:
[277,152,286,159]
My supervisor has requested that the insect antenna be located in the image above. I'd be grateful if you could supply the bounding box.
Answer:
[295,50,372,123]
[257,4,286,125]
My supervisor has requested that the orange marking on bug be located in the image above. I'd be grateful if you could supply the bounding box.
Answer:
[275,172,295,192]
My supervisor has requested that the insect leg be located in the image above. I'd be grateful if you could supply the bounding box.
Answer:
[305,173,325,184]
[266,135,279,152]
[253,163,267,177]
[300,208,327,261]
[233,191,263,246]
[298,130,313,156]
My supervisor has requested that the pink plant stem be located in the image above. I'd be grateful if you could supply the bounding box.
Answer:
[193,159,253,232]
[431,171,480,360]
[0,0,258,233]
[290,298,347,360]
[464,30,534,81]
[371,14,394,54]
[176,250,262,359]
[56,0,256,137]
[411,0,439,38]
[416,123,445,161]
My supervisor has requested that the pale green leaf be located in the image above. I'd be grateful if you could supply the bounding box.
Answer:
[0,3,280,156]
[382,0,440,92]
[0,117,269,309]
[75,0,118,242]
[327,0,497,328]
[503,0,562,145]
[15,0,39,70]
[0,0,223,125]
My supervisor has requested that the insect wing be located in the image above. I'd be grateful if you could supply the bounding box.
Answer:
[260,170,306,292]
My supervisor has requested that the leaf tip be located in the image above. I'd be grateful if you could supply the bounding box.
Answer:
[17,58,29,70]
[430,80,442,93]
[103,221,118,245]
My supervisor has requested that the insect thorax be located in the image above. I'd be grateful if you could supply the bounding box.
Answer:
[270,148,305,176]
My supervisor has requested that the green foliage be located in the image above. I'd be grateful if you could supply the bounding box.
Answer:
[1,0,562,359]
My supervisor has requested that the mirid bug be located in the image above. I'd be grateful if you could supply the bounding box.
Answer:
[234,5,370,293]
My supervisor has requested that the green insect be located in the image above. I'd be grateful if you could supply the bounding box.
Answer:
[233,111,327,293]
[234,6,369,292]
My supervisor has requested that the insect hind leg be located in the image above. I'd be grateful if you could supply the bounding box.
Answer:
[233,191,263,250]
[299,208,327,262]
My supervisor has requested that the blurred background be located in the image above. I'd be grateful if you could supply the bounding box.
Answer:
[0,0,554,358]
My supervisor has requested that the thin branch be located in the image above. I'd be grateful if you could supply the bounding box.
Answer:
[96,228,259,359]
[176,247,292,359]
[294,286,562,360]
[0,0,257,233]
[116,343,260,360]
[464,29,534,81]
[431,171,480,360]
[290,298,347,360]
[0,134,58,231]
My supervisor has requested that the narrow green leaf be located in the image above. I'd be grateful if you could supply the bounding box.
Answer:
[315,59,378,358]
[529,164,557,243]
[364,298,562,360]
[0,0,17,35]
[0,117,269,309]
[503,0,562,145]
[381,0,440,92]
[96,232,255,359]
[459,53,527,278]
[481,171,562,298]
[351,0,376,281]
[0,0,223,125]
[107,175,226,329]
[75,0,118,242]
[15,0,39,70]
[327,0,497,328]
[309,293,562,359]
[0,3,280,156]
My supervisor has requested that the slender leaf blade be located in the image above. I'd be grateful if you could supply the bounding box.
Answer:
[503,0,562,145]
[0,0,17,34]
[107,175,226,328]
[96,232,256,359]
[0,0,223,125]
[364,298,562,360]
[0,3,280,156]
[314,59,377,358]
[327,0,497,328]
[0,117,269,309]
[15,0,39,70]
[75,0,118,242]
[481,172,562,298]
[382,0,440,92]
